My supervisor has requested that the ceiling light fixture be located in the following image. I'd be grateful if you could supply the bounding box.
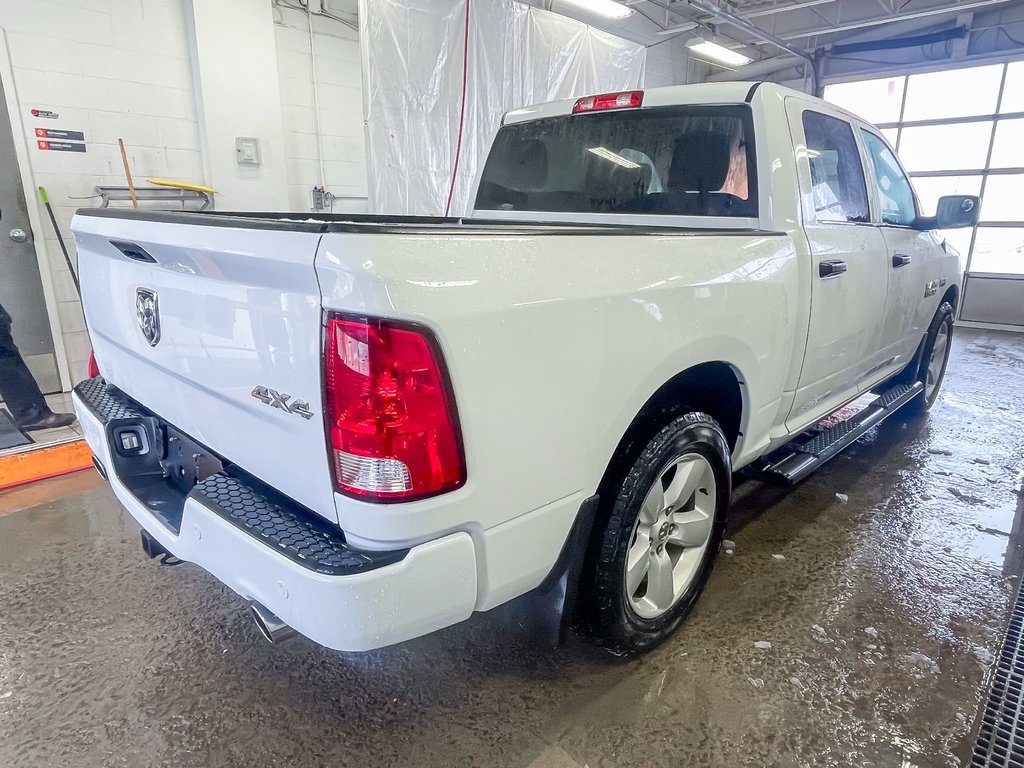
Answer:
[558,0,633,21]
[685,37,752,68]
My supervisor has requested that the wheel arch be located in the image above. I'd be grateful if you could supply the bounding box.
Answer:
[596,361,745,499]
[941,283,959,312]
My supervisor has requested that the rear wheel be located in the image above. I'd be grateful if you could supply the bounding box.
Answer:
[906,301,954,414]
[582,412,731,655]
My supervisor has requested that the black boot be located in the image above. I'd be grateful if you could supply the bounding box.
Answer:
[17,410,77,431]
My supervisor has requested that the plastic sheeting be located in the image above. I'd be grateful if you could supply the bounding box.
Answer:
[359,0,646,216]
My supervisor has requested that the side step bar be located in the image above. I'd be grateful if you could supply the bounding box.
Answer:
[750,380,924,486]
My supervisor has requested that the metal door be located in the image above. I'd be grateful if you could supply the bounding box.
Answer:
[783,98,890,432]
[0,77,59,393]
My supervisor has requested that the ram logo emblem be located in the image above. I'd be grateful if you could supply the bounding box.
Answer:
[135,288,160,346]
[251,386,314,420]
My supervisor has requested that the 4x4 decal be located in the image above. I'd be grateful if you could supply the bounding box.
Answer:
[250,386,314,420]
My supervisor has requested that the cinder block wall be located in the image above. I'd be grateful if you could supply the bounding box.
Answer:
[0,0,203,385]
[275,6,367,212]
[0,0,370,387]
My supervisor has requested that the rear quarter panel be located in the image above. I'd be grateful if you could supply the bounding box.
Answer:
[316,229,800,545]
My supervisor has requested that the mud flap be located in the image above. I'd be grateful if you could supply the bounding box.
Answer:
[494,494,599,647]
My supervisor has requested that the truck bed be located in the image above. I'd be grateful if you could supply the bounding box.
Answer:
[74,207,780,237]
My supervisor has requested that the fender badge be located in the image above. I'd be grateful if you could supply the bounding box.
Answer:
[251,385,314,420]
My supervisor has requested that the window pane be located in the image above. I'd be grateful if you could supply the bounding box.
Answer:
[801,110,869,223]
[970,227,1024,274]
[824,77,905,124]
[980,175,1024,221]
[903,64,1002,121]
[990,118,1024,169]
[862,130,916,225]
[881,128,898,148]
[909,175,982,216]
[474,105,757,216]
[1000,62,1024,113]
[898,122,992,171]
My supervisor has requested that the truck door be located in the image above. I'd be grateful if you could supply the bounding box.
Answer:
[785,102,890,432]
[859,128,936,370]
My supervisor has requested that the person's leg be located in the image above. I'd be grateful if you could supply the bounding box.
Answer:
[0,313,47,422]
[0,308,75,430]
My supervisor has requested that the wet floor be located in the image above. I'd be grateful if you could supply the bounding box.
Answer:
[1,328,1023,768]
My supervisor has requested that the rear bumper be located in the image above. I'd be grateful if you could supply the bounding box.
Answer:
[72,378,478,652]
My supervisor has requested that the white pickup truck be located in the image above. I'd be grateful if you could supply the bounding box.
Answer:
[72,82,979,654]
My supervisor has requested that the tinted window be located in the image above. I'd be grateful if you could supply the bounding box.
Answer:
[475,105,757,217]
[861,130,917,226]
[801,111,869,223]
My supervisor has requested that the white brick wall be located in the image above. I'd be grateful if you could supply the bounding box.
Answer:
[274,7,367,212]
[0,0,202,385]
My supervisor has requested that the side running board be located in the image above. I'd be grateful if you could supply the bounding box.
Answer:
[749,380,924,486]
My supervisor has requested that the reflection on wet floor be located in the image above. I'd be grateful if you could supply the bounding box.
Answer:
[0,329,1022,768]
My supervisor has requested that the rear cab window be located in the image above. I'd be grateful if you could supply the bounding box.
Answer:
[801,110,870,224]
[474,105,757,218]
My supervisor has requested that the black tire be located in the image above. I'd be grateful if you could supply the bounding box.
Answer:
[904,301,954,415]
[581,412,731,655]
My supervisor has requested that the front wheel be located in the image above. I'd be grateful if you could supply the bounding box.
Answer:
[581,412,731,655]
[906,301,954,415]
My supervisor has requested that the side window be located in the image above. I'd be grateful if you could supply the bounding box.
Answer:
[861,130,917,226]
[801,110,870,224]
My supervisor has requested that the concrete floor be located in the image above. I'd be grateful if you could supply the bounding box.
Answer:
[1,328,1022,768]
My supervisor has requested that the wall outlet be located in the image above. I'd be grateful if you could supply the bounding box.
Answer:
[235,137,261,165]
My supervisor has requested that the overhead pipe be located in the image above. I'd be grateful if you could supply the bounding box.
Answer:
[684,0,815,91]
[830,25,968,55]
[686,0,815,66]
[656,0,838,34]
[704,53,806,82]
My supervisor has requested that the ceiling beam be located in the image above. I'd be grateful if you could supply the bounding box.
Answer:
[744,0,838,20]
[653,0,838,35]
[766,0,1015,43]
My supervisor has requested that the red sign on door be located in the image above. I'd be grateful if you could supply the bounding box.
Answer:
[37,139,86,153]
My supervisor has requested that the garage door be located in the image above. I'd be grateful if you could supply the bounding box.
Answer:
[826,61,1024,329]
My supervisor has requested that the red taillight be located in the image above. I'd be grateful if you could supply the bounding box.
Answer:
[323,315,465,502]
[87,351,100,378]
[572,90,643,114]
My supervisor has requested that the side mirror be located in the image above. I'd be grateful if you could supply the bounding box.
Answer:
[935,195,981,229]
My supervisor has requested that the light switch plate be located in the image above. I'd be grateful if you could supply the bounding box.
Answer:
[235,136,260,165]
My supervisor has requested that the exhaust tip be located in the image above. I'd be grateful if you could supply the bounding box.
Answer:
[250,601,297,645]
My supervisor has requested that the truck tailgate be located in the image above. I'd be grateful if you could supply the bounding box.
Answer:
[72,212,338,523]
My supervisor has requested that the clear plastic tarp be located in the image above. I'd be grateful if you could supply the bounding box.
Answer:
[359,0,646,215]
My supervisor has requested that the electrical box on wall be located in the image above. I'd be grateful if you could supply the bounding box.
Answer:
[235,137,261,165]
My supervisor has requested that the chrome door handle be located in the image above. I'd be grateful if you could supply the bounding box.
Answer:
[819,260,848,279]
[9,228,27,243]
[892,253,912,268]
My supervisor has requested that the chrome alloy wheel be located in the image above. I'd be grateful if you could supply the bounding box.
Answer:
[624,454,717,620]
[925,321,950,400]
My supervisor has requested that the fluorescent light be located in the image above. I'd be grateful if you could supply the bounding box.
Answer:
[558,0,633,20]
[686,37,752,68]
[587,146,641,169]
